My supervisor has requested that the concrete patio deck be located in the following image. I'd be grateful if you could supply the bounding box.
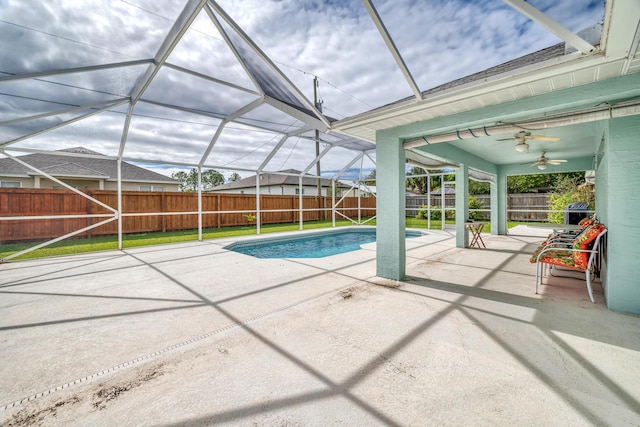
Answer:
[1,227,639,426]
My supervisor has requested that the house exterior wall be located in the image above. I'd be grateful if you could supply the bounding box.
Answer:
[0,177,32,188]
[0,176,179,192]
[103,181,179,192]
[598,116,640,314]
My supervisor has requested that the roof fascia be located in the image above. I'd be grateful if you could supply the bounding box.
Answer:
[393,72,640,142]
[334,50,608,132]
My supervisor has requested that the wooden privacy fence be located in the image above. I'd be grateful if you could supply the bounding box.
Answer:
[0,189,376,242]
[406,193,550,221]
[0,189,551,242]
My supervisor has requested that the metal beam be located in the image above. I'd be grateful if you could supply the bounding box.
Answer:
[204,4,264,96]
[164,62,261,96]
[362,0,422,101]
[207,0,331,128]
[258,134,289,172]
[0,98,129,148]
[503,0,596,54]
[0,98,129,127]
[2,151,117,214]
[130,0,209,102]
[2,217,117,263]
[333,152,363,181]
[139,98,296,137]
[198,98,264,166]
[0,59,153,83]
[302,144,332,175]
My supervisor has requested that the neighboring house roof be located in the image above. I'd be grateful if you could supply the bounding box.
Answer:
[209,169,347,192]
[0,147,178,184]
[430,185,455,195]
[340,182,376,195]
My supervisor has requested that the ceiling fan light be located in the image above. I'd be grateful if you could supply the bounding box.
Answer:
[515,142,529,153]
[538,163,547,170]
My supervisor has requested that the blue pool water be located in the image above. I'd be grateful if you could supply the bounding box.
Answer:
[226,229,421,259]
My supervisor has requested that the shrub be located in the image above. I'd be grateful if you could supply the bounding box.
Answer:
[547,175,595,224]
[416,196,484,221]
[416,205,455,220]
[468,195,484,220]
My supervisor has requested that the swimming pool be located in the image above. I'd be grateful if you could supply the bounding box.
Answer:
[224,228,422,259]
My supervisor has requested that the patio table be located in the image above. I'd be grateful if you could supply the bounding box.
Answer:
[465,222,486,248]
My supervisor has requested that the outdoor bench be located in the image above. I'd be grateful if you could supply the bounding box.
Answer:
[530,222,607,303]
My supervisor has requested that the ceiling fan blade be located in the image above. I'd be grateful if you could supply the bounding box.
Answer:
[529,161,540,166]
[547,159,568,165]
[496,137,515,141]
[529,135,560,141]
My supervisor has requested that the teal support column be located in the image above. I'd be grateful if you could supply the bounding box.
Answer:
[600,116,640,314]
[376,131,406,280]
[496,168,508,235]
[455,164,469,248]
[490,180,499,235]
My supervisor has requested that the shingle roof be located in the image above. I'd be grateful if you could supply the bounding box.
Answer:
[365,43,567,114]
[210,169,347,191]
[0,147,178,183]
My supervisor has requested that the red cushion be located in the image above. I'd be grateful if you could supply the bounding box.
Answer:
[578,217,594,227]
[537,250,580,269]
[572,224,604,269]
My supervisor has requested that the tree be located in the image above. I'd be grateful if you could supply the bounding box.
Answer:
[469,180,490,195]
[228,172,242,182]
[406,167,443,193]
[507,172,584,194]
[406,167,427,193]
[547,174,594,223]
[364,169,376,185]
[172,168,224,192]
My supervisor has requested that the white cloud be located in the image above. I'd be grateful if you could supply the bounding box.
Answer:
[1,0,604,177]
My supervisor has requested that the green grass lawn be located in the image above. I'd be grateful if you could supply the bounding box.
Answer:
[0,218,538,261]
[0,220,362,261]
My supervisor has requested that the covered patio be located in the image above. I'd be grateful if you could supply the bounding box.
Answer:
[2,229,640,425]
[334,0,640,315]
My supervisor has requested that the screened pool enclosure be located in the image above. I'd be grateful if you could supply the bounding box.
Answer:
[0,0,402,259]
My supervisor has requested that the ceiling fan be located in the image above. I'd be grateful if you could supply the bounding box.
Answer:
[497,131,560,153]
[528,152,568,170]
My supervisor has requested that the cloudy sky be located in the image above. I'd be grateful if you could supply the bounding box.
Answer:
[0,0,604,180]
